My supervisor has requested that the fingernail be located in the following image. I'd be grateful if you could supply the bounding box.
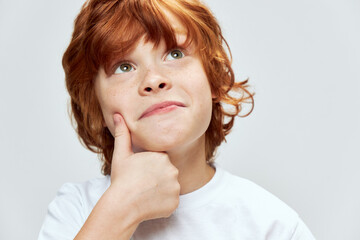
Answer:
[113,114,121,125]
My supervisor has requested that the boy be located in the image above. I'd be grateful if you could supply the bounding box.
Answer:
[39,0,315,239]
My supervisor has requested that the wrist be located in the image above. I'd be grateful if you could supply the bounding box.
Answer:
[106,183,143,227]
[91,184,142,239]
[74,184,141,240]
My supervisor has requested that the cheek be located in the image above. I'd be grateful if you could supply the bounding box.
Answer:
[100,87,136,127]
[101,88,121,113]
[183,59,211,91]
[184,68,213,104]
[106,87,119,98]
[182,67,213,124]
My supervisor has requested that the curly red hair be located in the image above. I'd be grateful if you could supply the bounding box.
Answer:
[63,0,254,175]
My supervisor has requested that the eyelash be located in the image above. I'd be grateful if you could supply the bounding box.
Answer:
[113,48,186,74]
[165,49,185,60]
[113,61,135,75]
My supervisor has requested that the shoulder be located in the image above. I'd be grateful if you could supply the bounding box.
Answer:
[215,166,313,239]
[222,168,298,219]
[55,175,111,214]
[38,175,110,239]
[219,167,298,218]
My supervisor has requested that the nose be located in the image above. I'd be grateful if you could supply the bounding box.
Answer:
[138,67,172,95]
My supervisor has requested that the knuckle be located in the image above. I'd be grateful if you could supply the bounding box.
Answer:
[160,153,169,162]
[152,152,165,160]
[114,129,125,138]
[172,197,180,209]
[166,170,177,180]
[172,186,180,196]
[169,167,179,178]
[175,183,181,193]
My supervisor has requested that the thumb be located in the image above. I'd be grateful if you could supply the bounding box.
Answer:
[112,113,133,161]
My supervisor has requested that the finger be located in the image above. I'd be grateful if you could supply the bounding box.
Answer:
[112,113,134,161]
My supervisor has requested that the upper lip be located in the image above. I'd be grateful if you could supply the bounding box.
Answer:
[140,101,185,119]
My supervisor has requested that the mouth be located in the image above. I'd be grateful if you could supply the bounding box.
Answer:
[140,101,185,119]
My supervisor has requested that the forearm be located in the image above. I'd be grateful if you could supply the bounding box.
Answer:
[74,186,141,240]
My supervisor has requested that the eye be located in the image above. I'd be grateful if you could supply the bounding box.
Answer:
[115,63,133,74]
[166,49,184,60]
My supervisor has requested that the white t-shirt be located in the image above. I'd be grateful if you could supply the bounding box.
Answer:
[38,164,315,240]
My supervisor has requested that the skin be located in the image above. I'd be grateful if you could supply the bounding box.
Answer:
[74,12,216,240]
[94,25,215,194]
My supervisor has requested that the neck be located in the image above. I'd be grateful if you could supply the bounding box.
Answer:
[166,134,215,195]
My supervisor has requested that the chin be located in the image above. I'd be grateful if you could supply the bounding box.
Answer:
[132,133,186,152]
[131,113,210,153]
[131,126,208,153]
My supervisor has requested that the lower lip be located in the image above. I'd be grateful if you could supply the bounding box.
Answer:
[141,105,181,119]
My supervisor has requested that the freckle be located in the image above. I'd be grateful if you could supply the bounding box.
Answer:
[107,89,117,97]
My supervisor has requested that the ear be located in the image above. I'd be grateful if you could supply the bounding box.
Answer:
[211,90,217,99]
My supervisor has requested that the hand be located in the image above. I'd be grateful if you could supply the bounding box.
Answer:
[109,113,180,221]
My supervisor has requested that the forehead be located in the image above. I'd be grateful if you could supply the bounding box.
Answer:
[132,10,189,53]
[91,1,198,74]
[161,8,188,35]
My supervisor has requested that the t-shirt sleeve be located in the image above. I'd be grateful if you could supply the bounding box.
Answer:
[290,218,316,240]
[38,183,85,240]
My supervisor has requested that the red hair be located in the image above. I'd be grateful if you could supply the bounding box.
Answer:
[63,0,254,175]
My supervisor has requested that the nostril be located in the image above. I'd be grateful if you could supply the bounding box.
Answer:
[159,83,165,88]
[145,87,152,92]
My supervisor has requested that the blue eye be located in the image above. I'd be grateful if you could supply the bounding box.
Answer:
[166,49,184,60]
[115,63,133,74]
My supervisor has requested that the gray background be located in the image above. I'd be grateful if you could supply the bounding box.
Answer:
[0,0,359,239]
